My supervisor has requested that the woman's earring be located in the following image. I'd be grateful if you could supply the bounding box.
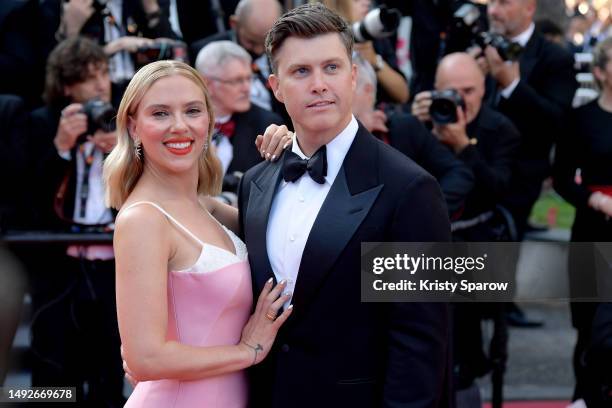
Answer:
[134,139,142,161]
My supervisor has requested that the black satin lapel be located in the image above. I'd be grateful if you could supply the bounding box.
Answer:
[245,162,283,293]
[291,166,383,312]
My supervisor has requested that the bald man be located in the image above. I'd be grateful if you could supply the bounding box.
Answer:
[413,52,521,403]
[412,52,519,240]
[190,0,285,117]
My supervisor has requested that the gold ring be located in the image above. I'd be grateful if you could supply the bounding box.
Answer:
[265,311,276,321]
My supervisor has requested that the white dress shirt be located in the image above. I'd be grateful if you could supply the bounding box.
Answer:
[500,23,535,99]
[214,115,234,174]
[266,116,358,305]
[65,142,114,260]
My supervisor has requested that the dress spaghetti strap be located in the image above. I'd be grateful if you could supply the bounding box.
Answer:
[121,201,205,247]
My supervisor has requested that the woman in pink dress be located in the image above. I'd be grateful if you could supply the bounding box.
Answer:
[103,60,293,407]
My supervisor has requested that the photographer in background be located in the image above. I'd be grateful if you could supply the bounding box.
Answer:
[41,0,180,97]
[195,40,284,199]
[28,37,124,406]
[352,55,473,216]
[412,52,520,241]
[412,53,520,405]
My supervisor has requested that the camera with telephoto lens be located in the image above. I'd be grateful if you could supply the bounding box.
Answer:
[451,3,523,61]
[76,98,117,144]
[351,5,402,43]
[134,39,188,68]
[429,89,465,124]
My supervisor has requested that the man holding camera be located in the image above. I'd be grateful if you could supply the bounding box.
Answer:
[412,52,520,240]
[476,0,577,238]
[28,37,124,406]
[412,52,520,404]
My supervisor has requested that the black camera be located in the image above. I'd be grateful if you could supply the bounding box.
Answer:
[134,39,188,68]
[451,3,523,61]
[429,89,465,124]
[352,6,402,43]
[77,98,116,143]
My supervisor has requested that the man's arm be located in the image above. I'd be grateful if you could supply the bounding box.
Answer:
[383,173,452,407]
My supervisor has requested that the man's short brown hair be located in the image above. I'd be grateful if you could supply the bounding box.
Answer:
[44,36,108,107]
[264,3,353,74]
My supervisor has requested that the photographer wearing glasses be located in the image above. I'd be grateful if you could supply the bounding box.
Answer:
[195,41,285,199]
[28,36,125,406]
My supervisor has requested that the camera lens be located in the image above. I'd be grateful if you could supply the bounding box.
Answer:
[430,99,457,124]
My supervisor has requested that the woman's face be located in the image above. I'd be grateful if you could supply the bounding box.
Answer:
[351,0,371,22]
[129,75,210,175]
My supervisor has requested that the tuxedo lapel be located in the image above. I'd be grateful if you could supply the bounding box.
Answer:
[245,160,283,294]
[291,125,383,312]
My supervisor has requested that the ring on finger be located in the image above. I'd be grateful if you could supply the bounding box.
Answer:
[265,310,277,321]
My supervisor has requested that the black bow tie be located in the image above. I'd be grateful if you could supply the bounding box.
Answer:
[281,145,327,184]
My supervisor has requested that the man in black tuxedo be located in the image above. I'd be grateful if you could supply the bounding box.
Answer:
[238,4,452,407]
[195,40,283,195]
[476,0,577,238]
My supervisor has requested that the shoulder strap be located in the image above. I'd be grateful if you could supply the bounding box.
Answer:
[122,201,205,247]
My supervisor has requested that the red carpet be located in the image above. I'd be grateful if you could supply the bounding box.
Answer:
[483,402,568,408]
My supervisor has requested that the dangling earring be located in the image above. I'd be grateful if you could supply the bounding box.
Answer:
[134,139,142,161]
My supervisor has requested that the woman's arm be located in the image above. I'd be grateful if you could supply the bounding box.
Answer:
[114,205,290,381]
[202,196,239,234]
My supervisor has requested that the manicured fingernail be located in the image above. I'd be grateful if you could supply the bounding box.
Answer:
[267,277,273,284]
[280,279,287,285]
[271,154,276,160]
[282,291,291,297]
[266,152,271,159]
[288,304,294,310]
[283,143,289,149]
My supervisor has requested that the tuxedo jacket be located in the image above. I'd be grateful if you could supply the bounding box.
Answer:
[226,105,283,174]
[238,124,452,408]
[491,30,577,211]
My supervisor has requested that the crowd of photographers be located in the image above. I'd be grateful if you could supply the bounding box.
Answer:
[1,0,612,406]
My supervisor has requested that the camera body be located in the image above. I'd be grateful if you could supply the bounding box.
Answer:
[351,6,402,43]
[77,99,116,144]
[451,3,523,61]
[429,89,465,124]
[134,39,188,68]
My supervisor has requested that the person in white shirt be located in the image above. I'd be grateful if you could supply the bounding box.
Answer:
[238,4,453,407]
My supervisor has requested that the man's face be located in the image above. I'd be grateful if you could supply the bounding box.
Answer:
[488,0,534,38]
[268,33,356,141]
[63,63,111,104]
[206,58,252,116]
[594,50,612,92]
[435,67,484,124]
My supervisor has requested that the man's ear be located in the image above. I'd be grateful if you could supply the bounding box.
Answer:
[229,15,238,30]
[351,63,357,92]
[594,66,605,85]
[268,74,284,103]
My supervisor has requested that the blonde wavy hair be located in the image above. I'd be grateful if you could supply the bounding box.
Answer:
[103,60,222,209]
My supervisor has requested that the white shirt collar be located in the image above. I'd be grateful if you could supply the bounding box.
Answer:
[512,22,535,48]
[291,115,358,185]
[215,114,232,124]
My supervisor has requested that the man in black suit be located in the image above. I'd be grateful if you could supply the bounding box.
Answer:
[476,0,577,238]
[190,0,289,123]
[238,4,452,407]
[195,40,283,196]
[28,37,124,406]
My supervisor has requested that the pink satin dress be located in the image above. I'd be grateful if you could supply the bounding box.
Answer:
[122,201,252,408]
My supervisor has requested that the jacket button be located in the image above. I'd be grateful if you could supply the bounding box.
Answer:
[280,344,290,352]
